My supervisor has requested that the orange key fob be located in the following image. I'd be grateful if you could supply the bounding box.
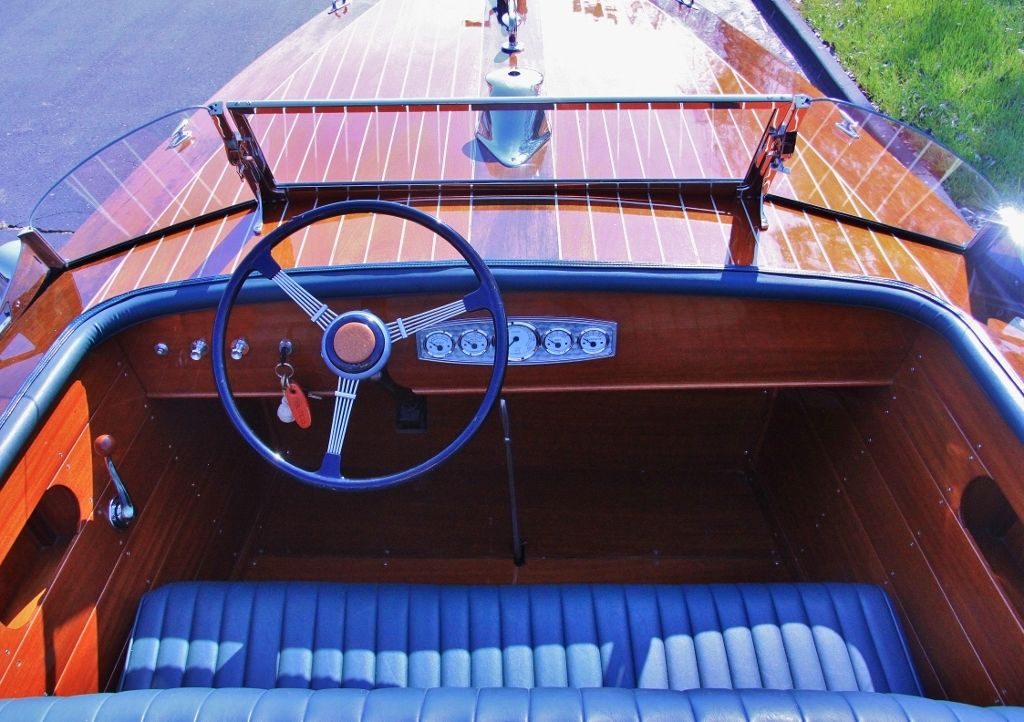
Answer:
[285,382,313,429]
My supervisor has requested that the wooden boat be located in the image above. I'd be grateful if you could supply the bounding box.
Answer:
[1,1,1023,719]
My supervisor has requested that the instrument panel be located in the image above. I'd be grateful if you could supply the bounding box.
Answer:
[418,317,617,365]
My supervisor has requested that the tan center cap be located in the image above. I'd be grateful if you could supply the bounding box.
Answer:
[334,322,377,364]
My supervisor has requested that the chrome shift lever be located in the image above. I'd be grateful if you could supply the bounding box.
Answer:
[93,434,136,530]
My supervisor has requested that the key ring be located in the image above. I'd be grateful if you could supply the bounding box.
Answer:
[276,362,295,390]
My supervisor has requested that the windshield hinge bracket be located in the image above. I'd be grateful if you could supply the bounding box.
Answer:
[207,102,284,224]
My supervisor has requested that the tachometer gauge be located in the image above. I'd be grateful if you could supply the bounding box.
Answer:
[579,327,609,355]
[459,328,490,357]
[424,331,454,359]
[542,328,573,356]
[507,321,539,361]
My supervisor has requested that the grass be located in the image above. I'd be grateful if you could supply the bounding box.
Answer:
[797,0,1024,204]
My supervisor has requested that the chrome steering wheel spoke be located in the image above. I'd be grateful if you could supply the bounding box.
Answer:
[386,285,496,343]
[319,376,360,476]
[387,297,468,342]
[256,252,339,330]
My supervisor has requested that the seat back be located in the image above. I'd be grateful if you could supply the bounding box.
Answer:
[120,582,922,695]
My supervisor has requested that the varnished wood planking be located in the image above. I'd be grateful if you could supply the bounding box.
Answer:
[752,326,1024,708]
[790,388,991,703]
[5,0,1004,422]
[3,0,1019,704]
[757,393,894,582]
[73,408,268,695]
[759,202,958,301]
[0,186,999,417]
[910,330,1024,515]
[0,352,268,697]
[754,391,953,700]
[832,384,1024,704]
[235,388,780,561]
[243,556,791,585]
[0,344,134,566]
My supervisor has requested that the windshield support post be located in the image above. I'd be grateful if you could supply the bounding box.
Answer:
[17,227,65,271]
[208,102,284,231]
[731,96,809,265]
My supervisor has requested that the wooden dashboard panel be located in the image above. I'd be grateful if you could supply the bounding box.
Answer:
[119,292,921,397]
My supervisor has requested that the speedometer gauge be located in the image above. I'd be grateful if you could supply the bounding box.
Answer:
[507,321,539,361]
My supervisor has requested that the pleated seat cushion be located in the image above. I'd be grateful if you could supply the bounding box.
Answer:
[120,581,922,695]
[6,689,1023,722]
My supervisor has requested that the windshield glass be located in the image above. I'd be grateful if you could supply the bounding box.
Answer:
[231,97,786,186]
[772,99,998,247]
[29,107,252,262]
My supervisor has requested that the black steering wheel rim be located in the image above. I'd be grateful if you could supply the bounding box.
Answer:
[212,199,508,490]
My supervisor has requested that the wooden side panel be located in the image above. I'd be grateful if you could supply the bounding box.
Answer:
[756,332,1024,706]
[0,350,267,697]
[796,388,990,702]
[0,343,148,696]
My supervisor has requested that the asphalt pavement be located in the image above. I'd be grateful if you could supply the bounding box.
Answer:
[0,0,328,246]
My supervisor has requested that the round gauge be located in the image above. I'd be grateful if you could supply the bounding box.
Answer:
[424,331,455,359]
[459,328,490,357]
[507,321,539,361]
[579,327,610,355]
[542,328,573,356]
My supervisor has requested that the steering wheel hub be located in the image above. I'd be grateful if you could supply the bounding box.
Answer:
[335,322,376,363]
[322,311,391,379]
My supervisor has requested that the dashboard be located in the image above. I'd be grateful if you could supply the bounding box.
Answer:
[114,290,919,400]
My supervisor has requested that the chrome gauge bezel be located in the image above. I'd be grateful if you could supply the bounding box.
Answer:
[542,327,573,356]
[507,321,540,361]
[423,330,455,359]
[458,328,490,357]
[578,327,610,355]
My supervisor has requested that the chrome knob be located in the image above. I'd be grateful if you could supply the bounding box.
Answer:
[230,338,249,361]
[190,338,208,361]
[153,342,169,356]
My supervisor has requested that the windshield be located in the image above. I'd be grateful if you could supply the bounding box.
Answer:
[28,96,1002,264]
[29,107,252,262]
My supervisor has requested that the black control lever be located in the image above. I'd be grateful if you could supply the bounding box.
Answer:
[501,399,526,566]
[373,367,427,432]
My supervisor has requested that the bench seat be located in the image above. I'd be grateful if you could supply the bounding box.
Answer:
[3,687,1023,722]
[121,581,922,694]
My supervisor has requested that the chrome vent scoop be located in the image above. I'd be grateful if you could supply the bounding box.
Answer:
[475,67,550,168]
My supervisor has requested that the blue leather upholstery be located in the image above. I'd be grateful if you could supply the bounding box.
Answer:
[121,582,922,695]
[2,688,1022,722]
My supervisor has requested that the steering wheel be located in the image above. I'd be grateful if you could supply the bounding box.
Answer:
[212,200,508,490]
